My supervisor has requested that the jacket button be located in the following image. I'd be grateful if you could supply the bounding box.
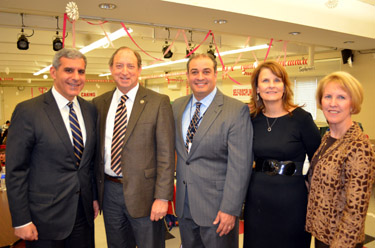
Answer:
[183,180,186,184]
[186,162,190,165]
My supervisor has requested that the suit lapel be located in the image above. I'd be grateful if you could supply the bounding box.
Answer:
[78,97,93,168]
[123,85,147,146]
[176,95,192,155]
[43,90,76,165]
[188,90,223,156]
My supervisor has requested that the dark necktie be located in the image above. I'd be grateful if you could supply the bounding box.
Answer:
[185,102,202,152]
[67,102,84,166]
[111,95,128,175]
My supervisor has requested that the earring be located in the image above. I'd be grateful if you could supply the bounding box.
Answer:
[256,94,259,101]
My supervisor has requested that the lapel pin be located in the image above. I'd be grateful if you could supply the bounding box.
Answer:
[140,100,145,104]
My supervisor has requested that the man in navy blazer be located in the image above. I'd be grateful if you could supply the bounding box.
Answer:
[172,53,253,248]
[6,49,98,247]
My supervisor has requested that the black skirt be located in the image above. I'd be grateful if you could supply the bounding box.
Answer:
[243,172,311,248]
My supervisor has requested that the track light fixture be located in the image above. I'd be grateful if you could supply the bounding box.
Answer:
[207,44,216,58]
[17,34,29,50]
[17,13,34,50]
[162,28,173,59]
[53,17,63,51]
[186,30,194,58]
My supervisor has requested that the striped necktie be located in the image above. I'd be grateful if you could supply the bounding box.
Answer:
[67,102,84,166]
[185,102,202,152]
[111,95,128,175]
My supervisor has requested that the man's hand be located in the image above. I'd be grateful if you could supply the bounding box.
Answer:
[14,223,38,241]
[93,200,99,219]
[213,211,236,237]
[150,199,168,221]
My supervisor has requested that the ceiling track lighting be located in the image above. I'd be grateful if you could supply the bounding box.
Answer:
[17,13,34,50]
[207,33,216,58]
[186,30,194,58]
[162,28,173,59]
[53,16,64,51]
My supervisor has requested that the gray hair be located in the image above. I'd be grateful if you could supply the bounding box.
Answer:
[52,48,87,69]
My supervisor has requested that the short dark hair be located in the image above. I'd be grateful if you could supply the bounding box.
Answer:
[109,46,142,68]
[187,53,217,73]
[52,48,87,69]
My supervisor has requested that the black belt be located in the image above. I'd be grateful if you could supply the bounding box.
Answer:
[105,174,123,184]
[255,158,303,176]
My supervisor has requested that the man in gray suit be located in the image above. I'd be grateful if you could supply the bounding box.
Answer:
[172,53,253,248]
[92,47,175,248]
[6,48,98,247]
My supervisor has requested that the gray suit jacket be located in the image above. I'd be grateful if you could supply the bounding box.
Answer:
[173,89,253,226]
[6,90,97,240]
[93,85,175,218]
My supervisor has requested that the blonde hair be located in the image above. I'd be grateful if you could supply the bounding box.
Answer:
[316,71,363,114]
[250,61,298,117]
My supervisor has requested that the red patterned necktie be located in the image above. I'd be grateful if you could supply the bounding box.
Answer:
[111,95,128,175]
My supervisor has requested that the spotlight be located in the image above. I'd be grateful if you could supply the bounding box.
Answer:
[162,41,173,59]
[186,43,195,58]
[53,37,63,51]
[207,44,216,58]
[53,17,63,51]
[17,34,29,50]
[162,28,173,59]
[17,14,34,50]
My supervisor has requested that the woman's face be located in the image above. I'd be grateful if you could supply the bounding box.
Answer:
[321,81,352,127]
[257,68,284,104]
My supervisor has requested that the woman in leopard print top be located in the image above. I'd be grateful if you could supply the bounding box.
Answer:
[306,71,375,248]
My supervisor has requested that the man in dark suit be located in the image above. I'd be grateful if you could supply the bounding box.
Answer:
[6,48,98,247]
[92,47,175,248]
[172,53,253,248]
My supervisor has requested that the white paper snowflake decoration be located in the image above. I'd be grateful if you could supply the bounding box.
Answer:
[66,2,79,20]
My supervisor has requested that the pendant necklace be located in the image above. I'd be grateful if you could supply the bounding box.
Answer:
[266,116,278,132]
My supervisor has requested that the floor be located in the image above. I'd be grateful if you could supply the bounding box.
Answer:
[94,188,375,248]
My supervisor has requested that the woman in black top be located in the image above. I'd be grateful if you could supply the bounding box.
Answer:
[243,61,321,248]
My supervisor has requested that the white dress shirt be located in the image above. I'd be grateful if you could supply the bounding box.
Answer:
[52,87,86,145]
[182,87,217,152]
[104,84,139,177]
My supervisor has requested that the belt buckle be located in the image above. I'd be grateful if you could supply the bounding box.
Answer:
[279,161,297,176]
[265,159,280,176]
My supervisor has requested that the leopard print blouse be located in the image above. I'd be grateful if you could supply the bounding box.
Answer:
[306,122,375,248]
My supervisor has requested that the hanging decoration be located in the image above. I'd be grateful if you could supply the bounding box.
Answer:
[276,41,288,66]
[121,22,163,61]
[211,32,241,85]
[65,1,79,48]
[263,38,273,62]
[82,19,114,48]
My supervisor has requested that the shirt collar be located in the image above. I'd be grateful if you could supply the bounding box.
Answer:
[192,87,217,107]
[52,86,78,110]
[114,83,139,102]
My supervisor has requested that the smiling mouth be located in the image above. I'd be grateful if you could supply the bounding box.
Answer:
[67,82,81,87]
[327,110,340,114]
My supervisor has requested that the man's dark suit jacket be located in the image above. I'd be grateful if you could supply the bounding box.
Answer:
[6,90,97,240]
[93,85,175,218]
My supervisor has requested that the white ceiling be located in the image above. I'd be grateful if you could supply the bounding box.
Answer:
[0,0,374,84]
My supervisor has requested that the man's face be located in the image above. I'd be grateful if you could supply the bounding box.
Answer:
[187,57,217,101]
[50,57,86,101]
[110,49,141,94]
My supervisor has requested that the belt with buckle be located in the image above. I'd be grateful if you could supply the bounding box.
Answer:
[255,158,303,176]
[105,174,123,183]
